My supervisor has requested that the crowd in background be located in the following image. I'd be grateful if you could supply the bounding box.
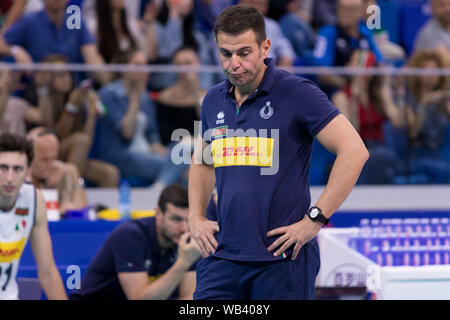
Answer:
[0,0,449,209]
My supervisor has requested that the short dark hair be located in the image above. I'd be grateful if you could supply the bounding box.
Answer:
[158,184,189,213]
[214,5,266,45]
[0,133,34,166]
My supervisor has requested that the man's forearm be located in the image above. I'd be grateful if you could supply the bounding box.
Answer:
[134,260,190,300]
[38,267,68,300]
[0,37,12,55]
[55,113,77,139]
[120,96,140,139]
[314,146,368,219]
[188,163,215,218]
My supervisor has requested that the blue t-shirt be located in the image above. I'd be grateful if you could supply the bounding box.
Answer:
[97,80,161,161]
[200,58,340,261]
[4,9,94,63]
[312,22,383,66]
[69,217,196,300]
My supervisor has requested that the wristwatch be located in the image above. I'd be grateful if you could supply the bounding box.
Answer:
[306,206,329,225]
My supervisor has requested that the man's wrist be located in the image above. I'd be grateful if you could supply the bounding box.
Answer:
[10,45,20,57]
[306,206,329,225]
[174,258,191,272]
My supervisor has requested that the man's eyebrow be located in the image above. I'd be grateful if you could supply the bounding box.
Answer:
[219,46,253,53]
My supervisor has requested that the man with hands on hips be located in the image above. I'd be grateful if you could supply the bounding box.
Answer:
[188,5,369,300]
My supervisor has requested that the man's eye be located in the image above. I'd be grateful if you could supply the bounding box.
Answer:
[221,52,231,58]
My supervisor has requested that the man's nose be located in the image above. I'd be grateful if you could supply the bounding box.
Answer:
[6,169,14,182]
[229,54,241,70]
[180,220,189,233]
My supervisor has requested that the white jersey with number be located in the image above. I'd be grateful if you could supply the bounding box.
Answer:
[0,184,36,300]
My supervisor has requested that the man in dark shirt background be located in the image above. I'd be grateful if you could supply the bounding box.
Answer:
[70,184,201,300]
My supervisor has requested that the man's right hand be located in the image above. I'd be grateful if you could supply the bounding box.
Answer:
[177,232,202,268]
[188,214,219,257]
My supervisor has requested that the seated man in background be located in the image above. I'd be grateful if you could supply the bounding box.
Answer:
[27,128,88,215]
[0,132,67,300]
[70,184,202,300]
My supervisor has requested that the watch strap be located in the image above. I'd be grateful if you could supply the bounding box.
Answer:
[308,206,329,225]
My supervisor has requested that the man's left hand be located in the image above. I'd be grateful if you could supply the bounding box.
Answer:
[267,217,322,260]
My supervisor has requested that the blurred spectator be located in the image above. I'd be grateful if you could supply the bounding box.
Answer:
[192,0,233,88]
[0,0,45,34]
[364,0,405,63]
[69,184,201,300]
[30,54,120,188]
[85,0,157,63]
[145,0,199,90]
[405,49,450,183]
[312,0,383,95]
[332,50,404,184]
[0,69,43,135]
[83,0,144,21]
[267,0,312,23]
[414,0,450,60]
[0,0,111,85]
[96,50,188,190]
[155,46,204,145]
[278,0,316,61]
[193,0,234,33]
[147,0,198,62]
[240,0,296,67]
[312,0,337,29]
[27,128,89,214]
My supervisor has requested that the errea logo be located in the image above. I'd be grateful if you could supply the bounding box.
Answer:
[216,111,225,125]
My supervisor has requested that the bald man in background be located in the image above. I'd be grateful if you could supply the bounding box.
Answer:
[27,128,88,214]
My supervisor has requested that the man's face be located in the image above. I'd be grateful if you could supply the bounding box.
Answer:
[216,30,270,90]
[432,0,450,26]
[30,136,59,181]
[157,203,189,247]
[0,152,28,201]
[337,0,365,29]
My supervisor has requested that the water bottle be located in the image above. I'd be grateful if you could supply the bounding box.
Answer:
[118,180,131,219]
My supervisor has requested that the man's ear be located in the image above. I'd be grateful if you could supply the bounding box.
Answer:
[261,38,271,58]
[155,206,164,218]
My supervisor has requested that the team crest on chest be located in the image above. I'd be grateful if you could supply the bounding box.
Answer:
[260,101,273,120]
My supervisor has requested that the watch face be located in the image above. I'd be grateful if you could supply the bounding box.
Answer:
[310,208,319,219]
